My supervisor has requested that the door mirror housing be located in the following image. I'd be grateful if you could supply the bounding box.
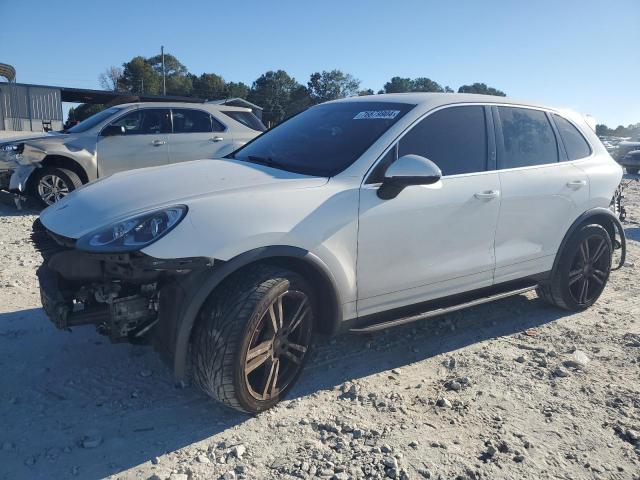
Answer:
[377,154,442,199]
[102,125,125,137]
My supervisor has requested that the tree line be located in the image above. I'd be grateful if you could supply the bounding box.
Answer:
[70,52,507,126]
[596,123,640,139]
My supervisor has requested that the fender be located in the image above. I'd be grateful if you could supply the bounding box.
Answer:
[552,207,626,275]
[160,245,343,381]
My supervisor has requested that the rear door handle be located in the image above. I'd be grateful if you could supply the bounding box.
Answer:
[152,139,166,146]
[210,136,224,142]
[474,190,500,200]
[567,180,587,188]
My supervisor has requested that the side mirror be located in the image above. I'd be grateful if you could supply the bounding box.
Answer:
[377,154,442,200]
[102,125,125,137]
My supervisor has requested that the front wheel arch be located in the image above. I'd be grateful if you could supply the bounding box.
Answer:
[164,247,342,382]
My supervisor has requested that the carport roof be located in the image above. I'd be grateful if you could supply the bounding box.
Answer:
[0,81,204,105]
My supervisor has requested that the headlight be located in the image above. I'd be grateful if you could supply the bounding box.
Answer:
[76,205,188,252]
[0,143,23,153]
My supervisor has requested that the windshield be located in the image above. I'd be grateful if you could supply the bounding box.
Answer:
[231,101,414,176]
[67,106,123,133]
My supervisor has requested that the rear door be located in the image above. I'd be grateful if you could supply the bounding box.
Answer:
[97,108,171,176]
[168,108,235,163]
[492,106,589,283]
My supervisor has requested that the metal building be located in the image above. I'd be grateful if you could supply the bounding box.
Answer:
[0,83,63,132]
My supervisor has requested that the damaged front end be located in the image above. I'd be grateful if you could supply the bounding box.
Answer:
[32,219,213,344]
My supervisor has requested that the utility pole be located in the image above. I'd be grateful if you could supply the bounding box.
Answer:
[161,45,166,96]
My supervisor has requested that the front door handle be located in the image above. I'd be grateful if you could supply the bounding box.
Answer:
[567,180,587,188]
[152,139,166,146]
[210,136,224,142]
[474,190,500,200]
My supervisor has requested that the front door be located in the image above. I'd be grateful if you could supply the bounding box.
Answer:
[168,108,236,162]
[357,105,500,317]
[97,108,171,177]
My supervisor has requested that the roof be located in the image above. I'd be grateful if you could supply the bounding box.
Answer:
[330,92,555,111]
[206,97,263,111]
[0,81,204,104]
[112,101,251,111]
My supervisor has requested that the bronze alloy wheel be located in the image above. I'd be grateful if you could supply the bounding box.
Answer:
[243,289,312,401]
[567,234,611,306]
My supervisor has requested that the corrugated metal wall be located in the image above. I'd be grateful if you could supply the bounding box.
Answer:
[0,84,63,131]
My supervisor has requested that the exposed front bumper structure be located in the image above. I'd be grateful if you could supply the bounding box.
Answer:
[32,220,213,345]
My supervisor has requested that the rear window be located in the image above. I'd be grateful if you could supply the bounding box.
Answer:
[553,114,591,160]
[222,110,266,132]
[497,107,558,168]
[232,101,414,176]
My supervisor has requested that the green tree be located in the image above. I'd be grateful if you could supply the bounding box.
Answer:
[192,73,226,100]
[383,77,413,93]
[120,56,161,94]
[225,81,250,99]
[457,82,506,96]
[66,103,105,128]
[596,124,611,136]
[247,70,304,125]
[307,69,360,104]
[358,88,374,96]
[410,77,444,92]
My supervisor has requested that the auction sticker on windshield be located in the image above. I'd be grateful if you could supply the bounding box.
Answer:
[353,110,401,120]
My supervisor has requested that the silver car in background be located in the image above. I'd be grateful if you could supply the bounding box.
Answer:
[0,102,265,205]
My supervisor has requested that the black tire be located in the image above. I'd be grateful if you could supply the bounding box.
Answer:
[537,224,612,311]
[626,167,639,175]
[192,265,315,414]
[30,167,83,207]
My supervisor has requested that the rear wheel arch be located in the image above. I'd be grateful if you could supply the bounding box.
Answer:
[552,207,622,276]
[168,246,342,381]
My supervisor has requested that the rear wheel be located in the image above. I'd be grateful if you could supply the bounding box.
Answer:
[537,224,612,311]
[30,167,82,206]
[192,265,315,413]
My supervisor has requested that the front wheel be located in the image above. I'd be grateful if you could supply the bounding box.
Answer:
[192,265,315,413]
[537,224,612,311]
[30,167,82,206]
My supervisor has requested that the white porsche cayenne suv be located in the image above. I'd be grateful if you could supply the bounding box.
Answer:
[33,93,625,413]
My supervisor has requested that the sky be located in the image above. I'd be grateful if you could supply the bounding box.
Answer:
[1,0,638,126]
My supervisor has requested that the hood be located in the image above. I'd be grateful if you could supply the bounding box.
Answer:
[0,132,63,146]
[39,159,328,239]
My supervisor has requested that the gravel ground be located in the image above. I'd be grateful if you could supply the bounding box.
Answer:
[1,183,639,480]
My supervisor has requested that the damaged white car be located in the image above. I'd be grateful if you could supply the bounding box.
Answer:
[35,93,625,413]
[0,102,264,206]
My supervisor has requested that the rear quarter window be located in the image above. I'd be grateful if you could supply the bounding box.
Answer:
[222,111,266,132]
[553,114,592,160]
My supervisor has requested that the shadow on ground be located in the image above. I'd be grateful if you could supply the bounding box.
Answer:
[625,227,640,242]
[0,293,568,479]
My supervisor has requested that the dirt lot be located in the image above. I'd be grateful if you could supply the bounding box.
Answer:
[1,183,639,480]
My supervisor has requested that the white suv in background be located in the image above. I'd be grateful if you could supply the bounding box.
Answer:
[0,102,264,205]
[34,93,625,413]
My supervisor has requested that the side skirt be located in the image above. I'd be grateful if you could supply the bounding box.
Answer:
[349,279,541,333]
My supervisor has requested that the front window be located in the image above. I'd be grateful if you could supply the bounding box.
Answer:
[109,109,171,135]
[67,107,123,133]
[231,101,414,176]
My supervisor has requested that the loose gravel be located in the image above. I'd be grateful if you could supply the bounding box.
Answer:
[1,182,639,480]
